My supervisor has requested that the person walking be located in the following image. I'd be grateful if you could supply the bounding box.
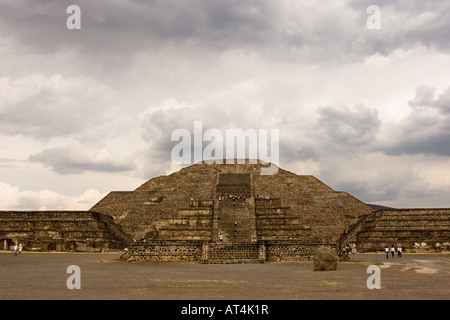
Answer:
[390,245,395,258]
[397,246,402,258]
[18,243,22,254]
[385,246,389,259]
[13,244,18,256]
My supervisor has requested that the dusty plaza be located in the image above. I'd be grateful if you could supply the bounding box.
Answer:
[1,162,450,309]
[1,251,449,300]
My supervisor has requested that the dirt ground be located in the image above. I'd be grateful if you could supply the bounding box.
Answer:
[1,251,449,301]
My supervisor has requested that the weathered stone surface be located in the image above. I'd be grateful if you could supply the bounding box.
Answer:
[125,240,337,263]
[314,246,338,271]
[353,209,450,252]
[91,160,374,244]
[0,211,130,252]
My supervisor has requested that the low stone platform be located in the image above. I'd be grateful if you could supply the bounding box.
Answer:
[124,240,337,263]
[355,208,450,252]
[207,242,261,263]
[0,211,130,252]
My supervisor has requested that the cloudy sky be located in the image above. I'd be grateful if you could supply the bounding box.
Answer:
[1,0,450,210]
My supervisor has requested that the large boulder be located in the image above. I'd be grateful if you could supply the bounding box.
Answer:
[314,247,338,271]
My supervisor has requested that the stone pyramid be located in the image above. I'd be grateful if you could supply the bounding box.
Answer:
[90,160,373,244]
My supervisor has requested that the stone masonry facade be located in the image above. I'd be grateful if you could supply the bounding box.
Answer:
[0,211,130,252]
[123,240,337,263]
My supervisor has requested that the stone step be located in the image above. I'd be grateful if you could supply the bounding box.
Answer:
[358,230,450,237]
[365,216,450,222]
[217,200,255,243]
[361,225,450,230]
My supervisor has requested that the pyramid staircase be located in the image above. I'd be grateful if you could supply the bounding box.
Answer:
[216,199,256,243]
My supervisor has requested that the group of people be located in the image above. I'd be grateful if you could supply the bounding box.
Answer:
[217,194,246,201]
[13,244,23,255]
[385,245,403,258]
[342,245,351,256]
[254,195,271,200]
[216,194,271,201]
[217,222,239,242]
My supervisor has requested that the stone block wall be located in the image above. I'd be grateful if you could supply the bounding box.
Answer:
[255,198,328,242]
[0,211,130,252]
[356,209,450,252]
[125,240,336,263]
[125,241,204,262]
[264,241,337,262]
[216,173,251,197]
[157,201,214,241]
[207,242,260,263]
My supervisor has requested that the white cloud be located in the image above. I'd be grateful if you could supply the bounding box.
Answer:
[0,74,117,141]
[0,181,105,210]
[29,144,136,174]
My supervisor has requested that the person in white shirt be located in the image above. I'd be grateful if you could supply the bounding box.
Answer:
[390,245,395,258]
[397,246,402,258]
[13,244,18,256]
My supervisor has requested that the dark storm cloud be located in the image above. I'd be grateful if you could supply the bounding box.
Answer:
[382,84,450,156]
[0,0,278,54]
[138,96,287,171]
[3,0,449,70]
[335,180,401,203]
[347,0,450,52]
[316,104,381,147]
[29,145,135,174]
[0,74,117,141]
[138,99,384,168]
[139,101,254,158]
[385,133,450,156]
